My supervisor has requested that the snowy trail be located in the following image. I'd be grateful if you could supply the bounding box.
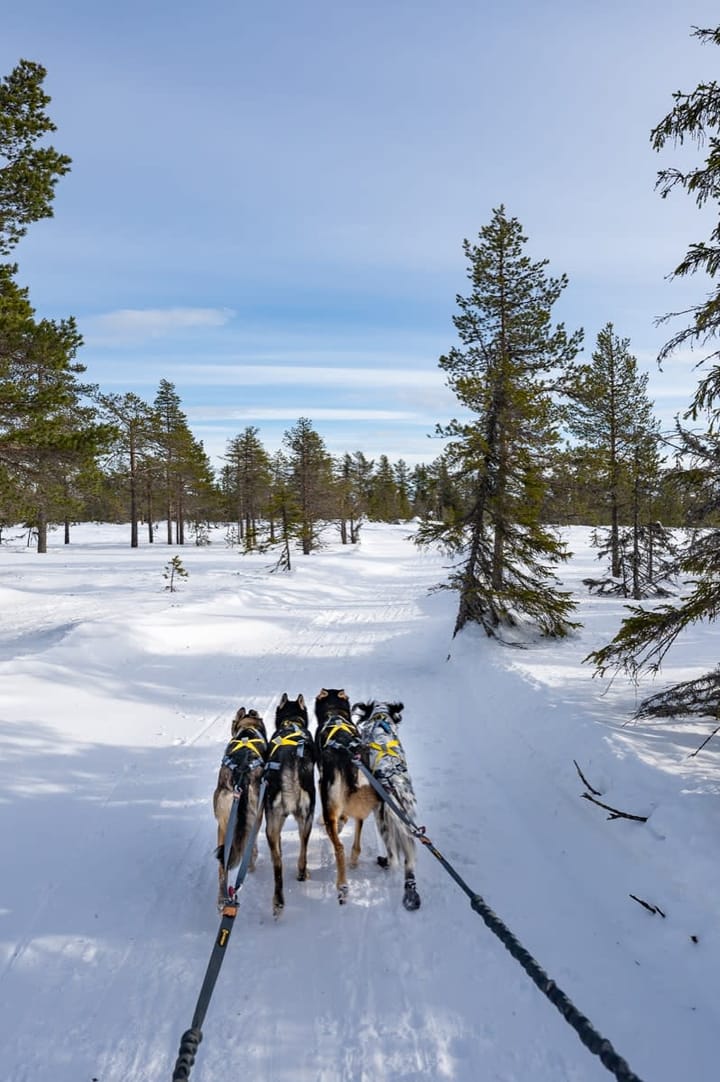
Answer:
[0,524,718,1081]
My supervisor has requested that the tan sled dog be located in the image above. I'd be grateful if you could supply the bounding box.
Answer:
[314,688,380,904]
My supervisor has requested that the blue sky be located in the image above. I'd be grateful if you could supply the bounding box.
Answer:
[2,0,719,467]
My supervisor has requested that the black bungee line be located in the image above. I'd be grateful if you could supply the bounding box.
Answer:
[171,773,269,1082]
[354,757,645,1082]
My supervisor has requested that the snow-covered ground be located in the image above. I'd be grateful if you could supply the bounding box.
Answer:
[0,522,717,1082]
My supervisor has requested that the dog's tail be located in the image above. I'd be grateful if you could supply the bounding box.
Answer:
[378,784,417,864]
[215,781,253,866]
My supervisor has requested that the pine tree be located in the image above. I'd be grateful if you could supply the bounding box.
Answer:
[153,379,184,544]
[0,59,108,549]
[393,460,413,520]
[368,455,399,521]
[223,426,270,551]
[332,451,376,543]
[265,450,301,567]
[0,268,113,551]
[152,380,216,544]
[588,26,720,711]
[98,391,158,547]
[283,417,332,554]
[0,59,71,255]
[567,323,665,593]
[589,426,720,687]
[417,206,582,640]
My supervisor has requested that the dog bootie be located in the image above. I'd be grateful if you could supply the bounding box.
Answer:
[403,876,421,911]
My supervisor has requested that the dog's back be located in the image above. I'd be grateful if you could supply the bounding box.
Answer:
[353,700,415,797]
[266,693,316,816]
[314,687,362,792]
[213,707,268,907]
[264,693,316,915]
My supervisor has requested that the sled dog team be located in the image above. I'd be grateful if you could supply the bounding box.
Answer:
[213,688,421,914]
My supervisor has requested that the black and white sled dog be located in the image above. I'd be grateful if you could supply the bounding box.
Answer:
[213,707,268,908]
[264,693,317,916]
[353,700,421,911]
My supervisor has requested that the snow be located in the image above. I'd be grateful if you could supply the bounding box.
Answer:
[0,522,718,1082]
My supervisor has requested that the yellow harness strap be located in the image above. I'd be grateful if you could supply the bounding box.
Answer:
[228,734,266,756]
[269,729,305,756]
[368,738,400,762]
[323,720,357,746]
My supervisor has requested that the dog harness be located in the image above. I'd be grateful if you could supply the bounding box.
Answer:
[268,719,310,759]
[222,730,268,789]
[359,710,408,782]
[318,715,361,752]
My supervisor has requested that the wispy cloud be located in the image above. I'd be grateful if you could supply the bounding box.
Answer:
[82,308,235,345]
[163,364,443,388]
[187,406,421,422]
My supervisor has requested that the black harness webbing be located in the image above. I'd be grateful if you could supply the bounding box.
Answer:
[354,758,645,1082]
[171,773,268,1082]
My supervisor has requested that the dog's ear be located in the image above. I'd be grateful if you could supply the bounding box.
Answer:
[352,701,369,717]
[388,702,404,722]
[338,689,348,700]
[317,688,328,700]
[279,692,288,707]
[231,706,247,736]
[297,693,305,708]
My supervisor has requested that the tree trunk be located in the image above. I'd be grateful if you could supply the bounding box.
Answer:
[130,441,139,549]
[37,509,48,554]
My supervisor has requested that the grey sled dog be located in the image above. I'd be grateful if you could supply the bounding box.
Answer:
[353,699,421,911]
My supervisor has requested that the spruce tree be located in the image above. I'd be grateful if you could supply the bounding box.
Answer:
[417,206,582,640]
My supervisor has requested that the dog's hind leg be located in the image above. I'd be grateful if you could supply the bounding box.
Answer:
[324,811,348,903]
[374,805,395,869]
[245,787,262,873]
[214,790,234,907]
[377,803,421,910]
[350,817,364,868]
[400,835,420,911]
[296,813,312,882]
[265,809,285,916]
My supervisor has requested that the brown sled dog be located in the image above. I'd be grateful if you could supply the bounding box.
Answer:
[264,693,316,916]
[314,688,380,904]
[213,707,268,908]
